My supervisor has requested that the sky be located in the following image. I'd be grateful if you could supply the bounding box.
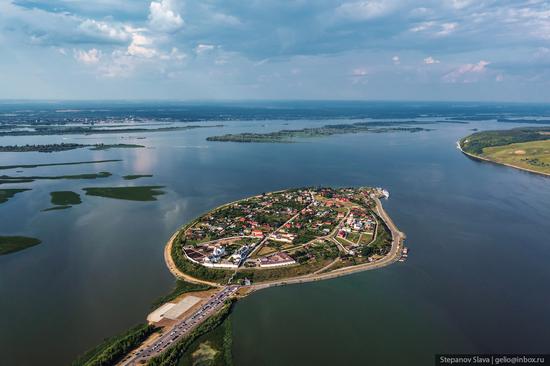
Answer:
[1,0,550,102]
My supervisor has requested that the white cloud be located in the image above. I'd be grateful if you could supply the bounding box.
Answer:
[127,31,157,58]
[392,55,400,65]
[160,47,186,61]
[74,48,102,64]
[437,22,458,36]
[443,60,490,83]
[352,68,368,76]
[195,44,216,55]
[335,1,395,21]
[447,0,473,10]
[410,21,458,36]
[78,19,130,42]
[424,56,440,64]
[149,0,184,32]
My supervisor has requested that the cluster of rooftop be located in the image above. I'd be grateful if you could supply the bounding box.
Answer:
[178,187,391,275]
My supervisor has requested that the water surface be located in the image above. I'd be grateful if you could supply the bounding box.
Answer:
[0,111,549,365]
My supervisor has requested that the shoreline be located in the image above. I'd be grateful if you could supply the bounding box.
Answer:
[456,140,550,177]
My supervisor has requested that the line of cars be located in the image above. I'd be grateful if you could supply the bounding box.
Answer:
[126,285,239,365]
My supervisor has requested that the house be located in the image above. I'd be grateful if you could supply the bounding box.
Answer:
[252,230,264,237]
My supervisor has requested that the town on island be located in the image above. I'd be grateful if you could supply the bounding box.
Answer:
[113,186,407,366]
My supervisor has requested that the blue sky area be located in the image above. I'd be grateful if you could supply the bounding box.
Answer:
[1,1,550,101]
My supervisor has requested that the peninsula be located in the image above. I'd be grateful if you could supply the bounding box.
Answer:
[113,187,406,366]
[459,127,550,176]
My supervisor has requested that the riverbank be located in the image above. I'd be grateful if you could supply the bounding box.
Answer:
[457,140,550,177]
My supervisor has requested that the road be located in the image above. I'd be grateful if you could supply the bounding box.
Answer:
[250,195,406,291]
[121,285,239,366]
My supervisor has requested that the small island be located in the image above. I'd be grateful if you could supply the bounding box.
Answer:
[0,143,144,153]
[0,236,42,255]
[0,188,30,205]
[83,186,166,201]
[111,187,406,366]
[459,127,550,176]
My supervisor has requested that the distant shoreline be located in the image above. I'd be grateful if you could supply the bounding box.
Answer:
[456,140,550,177]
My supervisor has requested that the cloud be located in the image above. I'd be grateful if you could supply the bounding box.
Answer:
[410,21,458,37]
[148,0,183,32]
[335,1,396,21]
[443,60,490,83]
[78,19,130,43]
[351,68,368,77]
[127,30,157,58]
[4,0,550,100]
[424,56,440,64]
[195,44,216,55]
[74,48,102,64]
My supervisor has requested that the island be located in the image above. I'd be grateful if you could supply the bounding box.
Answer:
[0,143,144,153]
[206,121,431,143]
[0,171,112,185]
[107,187,406,366]
[0,188,30,205]
[83,186,166,201]
[0,124,223,137]
[0,236,42,255]
[459,127,550,176]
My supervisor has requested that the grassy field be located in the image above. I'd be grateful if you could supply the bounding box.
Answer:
[50,191,82,205]
[460,127,550,155]
[83,186,166,201]
[176,316,233,366]
[480,139,550,175]
[0,236,41,255]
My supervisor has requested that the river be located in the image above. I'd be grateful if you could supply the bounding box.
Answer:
[0,105,549,365]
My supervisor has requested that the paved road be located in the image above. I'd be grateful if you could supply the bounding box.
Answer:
[121,285,239,366]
